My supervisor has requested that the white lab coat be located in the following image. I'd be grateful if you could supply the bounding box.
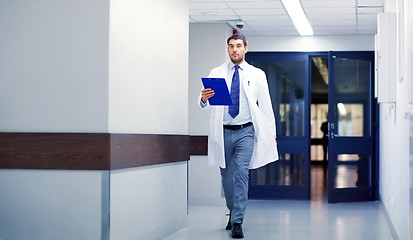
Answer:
[200,62,279,169]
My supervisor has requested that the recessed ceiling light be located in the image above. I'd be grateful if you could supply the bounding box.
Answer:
[281,0,313,36]
[202,11,218,16]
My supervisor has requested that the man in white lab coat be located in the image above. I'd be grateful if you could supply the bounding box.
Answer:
[200,34,279,239]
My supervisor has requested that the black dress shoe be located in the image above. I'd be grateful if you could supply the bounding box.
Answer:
[226,214,232,230]
[231,223,244,239]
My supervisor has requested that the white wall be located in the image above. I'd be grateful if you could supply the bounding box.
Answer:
[188,23,231,205]
[246,35,375,51]
[188,23,231,136]
[379,0,412,239]
[110,162,187,240]
[379,102,409,240]
[380,0,413,239]
[108,0,189,239]
[0,170,108,240]
[408,0,413,239]
[0,0,109,133]
[109,0,188,135]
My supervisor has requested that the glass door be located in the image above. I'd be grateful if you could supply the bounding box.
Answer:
[246,52,311,199]
[327,51,376,203]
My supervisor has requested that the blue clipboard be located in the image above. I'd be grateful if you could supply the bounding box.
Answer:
[201,78,233,106]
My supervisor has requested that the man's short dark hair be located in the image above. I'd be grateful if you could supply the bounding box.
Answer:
[227,34,247,47]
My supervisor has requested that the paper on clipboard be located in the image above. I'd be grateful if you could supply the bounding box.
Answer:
[201,78,233,106]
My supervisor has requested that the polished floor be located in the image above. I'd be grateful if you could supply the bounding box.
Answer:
[165,164,394,240]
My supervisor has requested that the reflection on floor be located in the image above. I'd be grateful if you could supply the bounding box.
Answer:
[165,162,394,240]
[165,200,393,240]
[311,162,328,201]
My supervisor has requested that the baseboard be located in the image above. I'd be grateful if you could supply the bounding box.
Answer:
[378,194,400,240]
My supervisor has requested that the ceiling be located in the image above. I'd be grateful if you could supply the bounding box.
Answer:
[189,0,384,36]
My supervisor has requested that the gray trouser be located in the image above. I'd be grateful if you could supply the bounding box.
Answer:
[220,125,254,224]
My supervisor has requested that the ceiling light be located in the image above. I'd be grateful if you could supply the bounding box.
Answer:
[281,0,313,36]
[201,11,218,16]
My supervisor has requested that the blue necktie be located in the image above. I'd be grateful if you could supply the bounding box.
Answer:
[229,66,240,118]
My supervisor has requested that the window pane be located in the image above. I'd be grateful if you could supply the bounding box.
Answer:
[333,58,371,137]
[337,103,363,137]
[253,61,306,137]
[250,154,305,186]
[334,154,370,188]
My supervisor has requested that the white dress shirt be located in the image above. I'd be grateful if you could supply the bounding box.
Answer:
[223,61,252,125]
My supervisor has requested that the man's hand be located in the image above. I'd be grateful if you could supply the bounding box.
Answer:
[201,88,215,103]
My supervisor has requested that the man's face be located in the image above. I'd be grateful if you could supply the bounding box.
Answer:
[227,39,248,65]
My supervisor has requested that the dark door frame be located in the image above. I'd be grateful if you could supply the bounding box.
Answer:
[246,51,378,202]
[327,51,377,203]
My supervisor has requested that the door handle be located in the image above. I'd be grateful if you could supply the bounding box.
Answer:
[329,122,336,139]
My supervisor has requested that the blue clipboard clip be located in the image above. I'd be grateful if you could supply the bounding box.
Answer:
[201,78,233,106]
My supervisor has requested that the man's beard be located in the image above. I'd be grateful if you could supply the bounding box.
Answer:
[231,55,243,64]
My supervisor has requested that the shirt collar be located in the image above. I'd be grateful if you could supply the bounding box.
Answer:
[229,61,248,71]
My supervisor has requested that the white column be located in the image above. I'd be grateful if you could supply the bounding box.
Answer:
[0,0,109,133]
[108,0,189,239]
[0,1,110,239]
[0,0,189,239]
